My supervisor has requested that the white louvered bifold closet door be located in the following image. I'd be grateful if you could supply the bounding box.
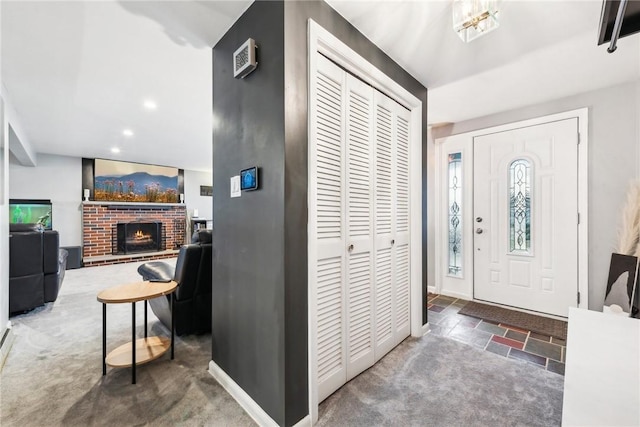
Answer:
[373,91,411,358]
[344,70,375,382]
[372,92,396,359]
[312,55,411,403]
[313,55,347,403]
[392,101,411,344]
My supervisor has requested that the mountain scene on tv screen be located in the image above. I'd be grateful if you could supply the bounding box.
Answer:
[95,172,178,202]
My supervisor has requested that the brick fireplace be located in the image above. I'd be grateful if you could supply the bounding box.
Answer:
[82,202,186,266]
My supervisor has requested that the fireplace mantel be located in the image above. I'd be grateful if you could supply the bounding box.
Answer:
[83,201,185,208]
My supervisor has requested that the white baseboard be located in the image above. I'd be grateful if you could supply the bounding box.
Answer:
[0,323,15,372]
[438,290,471,301]
[292,415,311,427]
[427,285,437,294]
[208,360,279,427]
[421,322,431,336]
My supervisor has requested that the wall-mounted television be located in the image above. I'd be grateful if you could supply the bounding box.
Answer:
[9,199,52,230]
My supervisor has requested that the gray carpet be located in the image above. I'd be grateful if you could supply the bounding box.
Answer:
[0,260,254,427]
[1,261,564,426]
[317,333,564,427]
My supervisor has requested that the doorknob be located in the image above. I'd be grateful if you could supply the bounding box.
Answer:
[476,217,483,223]
[348,244,354,252]
[476,228,483,234]
[391,239,395,245]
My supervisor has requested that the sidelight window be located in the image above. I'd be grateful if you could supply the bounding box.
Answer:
[448,152,463,276]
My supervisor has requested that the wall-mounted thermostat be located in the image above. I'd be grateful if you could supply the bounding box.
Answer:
[240,167,258,191]
[233,38,257,79]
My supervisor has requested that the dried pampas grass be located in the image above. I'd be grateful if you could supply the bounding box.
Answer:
[617,181,640,256]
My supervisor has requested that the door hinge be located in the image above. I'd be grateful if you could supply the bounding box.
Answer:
[577,291,581,305]
[577,212,580,224]
[577,133,581,144]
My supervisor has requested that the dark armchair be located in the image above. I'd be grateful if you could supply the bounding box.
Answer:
[137,229,212,335]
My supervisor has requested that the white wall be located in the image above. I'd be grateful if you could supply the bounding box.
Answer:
[184,169,212,223]
[1,97,9,335]
[9,153,82,247]
[431,80,640,311]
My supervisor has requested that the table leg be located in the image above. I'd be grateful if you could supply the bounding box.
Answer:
[102,303,106,376]
[171,292,174,360]
[144,300,148,338]
[132,301,136,385]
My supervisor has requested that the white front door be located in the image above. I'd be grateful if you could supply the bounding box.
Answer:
[473,118,579,317]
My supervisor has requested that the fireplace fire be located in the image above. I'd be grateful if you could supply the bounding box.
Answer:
[116,222,162,254]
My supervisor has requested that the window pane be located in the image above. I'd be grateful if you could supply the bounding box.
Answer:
[509,159,531,253]
[448,152,462,276]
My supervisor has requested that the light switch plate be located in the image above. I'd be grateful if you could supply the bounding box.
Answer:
[230,175,241,198]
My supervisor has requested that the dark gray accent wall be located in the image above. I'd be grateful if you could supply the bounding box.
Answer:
[212,1,428,426]
[212,1,286,425]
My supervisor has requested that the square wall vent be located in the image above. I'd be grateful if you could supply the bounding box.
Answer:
[233,38,257,79]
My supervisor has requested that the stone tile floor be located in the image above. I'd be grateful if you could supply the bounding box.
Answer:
[428,293,566,376]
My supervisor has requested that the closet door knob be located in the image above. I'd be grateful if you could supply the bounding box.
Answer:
[348,244,354,252]
[391,239,395,245]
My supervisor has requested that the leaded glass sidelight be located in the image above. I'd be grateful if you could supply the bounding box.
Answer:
[509,159,531,253]
[448,152,463,276]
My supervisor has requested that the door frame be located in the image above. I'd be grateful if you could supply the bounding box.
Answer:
[308,19,424,424]
[434,109,589,315]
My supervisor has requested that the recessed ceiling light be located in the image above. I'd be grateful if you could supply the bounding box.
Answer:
[122,129,134,137]
[143,100,157,110]
[111,147,121,154]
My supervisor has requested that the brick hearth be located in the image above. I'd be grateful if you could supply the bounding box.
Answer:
[82,202,187,266]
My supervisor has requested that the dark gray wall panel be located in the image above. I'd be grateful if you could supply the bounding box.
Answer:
[211,1,286,424]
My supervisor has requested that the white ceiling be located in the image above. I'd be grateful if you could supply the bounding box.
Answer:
[2,1,639,172]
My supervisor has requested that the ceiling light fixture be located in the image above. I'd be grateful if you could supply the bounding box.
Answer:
[143,100,157,110]
[122,129,134,137]
[111,147,121,154]
[453,0,500,43]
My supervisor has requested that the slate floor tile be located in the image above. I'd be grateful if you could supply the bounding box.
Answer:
[428,305,445,313]
[447,324,493,349]
[456,315,481,328]
[437,315,463,331]
[426,310,445,325]
[422,294,566,377]
[505,330,528,342]
[491,335,524,350]
[508,348,547,366]
[525,338,563,361]
[431,295,457,307]
[500,324,529,334]
[529,332,551,342]
[441,305,462,316]
[477,321,507,336]
[547,359,566,375]
[485,341,510,357]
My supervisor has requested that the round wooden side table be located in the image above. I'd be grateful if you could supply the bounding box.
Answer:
[97,280,177,384]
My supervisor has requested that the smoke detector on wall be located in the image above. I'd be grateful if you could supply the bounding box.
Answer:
[233,38,257,79]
